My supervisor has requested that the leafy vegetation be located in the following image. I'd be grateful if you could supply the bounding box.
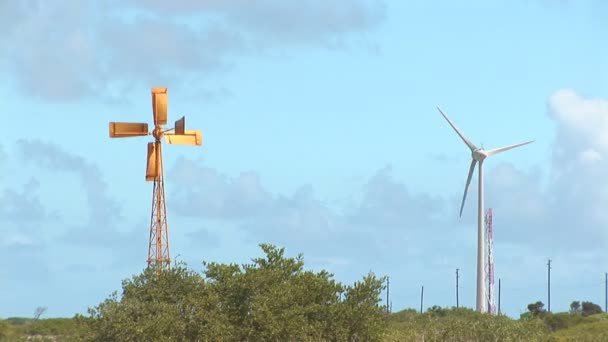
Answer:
[528,301,548,317]
[85,244,387,341]
[383,305,608,342]
[1,245,608,341]
[384,307,549,342]
[550,314,608,341]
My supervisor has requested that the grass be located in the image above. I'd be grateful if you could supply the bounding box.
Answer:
[550,314,608,341]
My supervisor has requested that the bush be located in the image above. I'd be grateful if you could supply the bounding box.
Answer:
[542,312,586,332]
[551,314,608,341]
[88,244,388,341]
[385,308,550,342]
[0,320,13,339]
[581,301,603,317]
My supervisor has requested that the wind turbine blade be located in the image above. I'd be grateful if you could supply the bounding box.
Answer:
[437,107,477,151]
[486,140,534,157]
[460,159,477,217]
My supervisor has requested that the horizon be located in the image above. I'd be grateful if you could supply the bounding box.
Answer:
[2,0,608,319]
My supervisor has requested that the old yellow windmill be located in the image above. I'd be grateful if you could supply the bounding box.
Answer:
[109,87,202,270]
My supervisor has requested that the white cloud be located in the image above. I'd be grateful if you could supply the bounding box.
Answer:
[167,160,456,269]
[491,89,608,249]
[126,0,386,40]
[580,148,602,163]
[0,0,386,101]
[4,233,36,247]
[168,156,274,219]
[548,89,608,156]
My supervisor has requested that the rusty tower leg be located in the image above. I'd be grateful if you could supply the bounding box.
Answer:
[147,142,170,270]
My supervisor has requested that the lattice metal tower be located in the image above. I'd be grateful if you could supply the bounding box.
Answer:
[485,208,495,314]
[109,87,203,270]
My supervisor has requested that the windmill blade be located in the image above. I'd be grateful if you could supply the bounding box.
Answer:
[146,142,161,181]
[459,159,477,217]
[151,87,168,126]
[486,140,534,157]
[109,122,149,138]
[164,129,202,146]
[175,116,185,135]
[437,107,477,151]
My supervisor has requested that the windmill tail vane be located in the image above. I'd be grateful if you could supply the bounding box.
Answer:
[108,87,203,271]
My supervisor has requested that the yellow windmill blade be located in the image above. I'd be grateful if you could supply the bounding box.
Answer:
[151,87,168,126]
[164,129,203,146]
[146,142,161,181]
[109,122,149,138]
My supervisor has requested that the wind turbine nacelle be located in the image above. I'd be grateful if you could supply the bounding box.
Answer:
[473,149,487,161]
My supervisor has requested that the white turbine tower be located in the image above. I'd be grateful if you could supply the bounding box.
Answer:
[437,107,533,313]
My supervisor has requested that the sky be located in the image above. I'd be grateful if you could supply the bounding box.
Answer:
[1,0,608,319]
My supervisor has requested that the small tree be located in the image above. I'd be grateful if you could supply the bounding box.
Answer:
[33,307,47,320]
[581,301,603,316]
[527,301,546,317]
[569,301,581,314]
[427,305,448,317]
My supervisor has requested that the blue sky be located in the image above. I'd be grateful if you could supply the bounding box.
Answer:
[1,0,608,318]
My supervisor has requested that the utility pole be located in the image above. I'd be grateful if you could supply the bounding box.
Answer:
[386,277,390,314]
[605,272,607,313]
[498,278,501,315]
[456,268,460,308]
[420,286,424,313]
[547,259,552,313]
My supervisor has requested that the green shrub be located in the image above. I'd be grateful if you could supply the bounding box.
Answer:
[385,308,550,342]
[0,320,14,339]
[551,315,608,341]
[88,244,388,341]
[543,312,586,332]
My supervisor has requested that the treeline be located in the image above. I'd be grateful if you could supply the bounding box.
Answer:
[526,300,603,318]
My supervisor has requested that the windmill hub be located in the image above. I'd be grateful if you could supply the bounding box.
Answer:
[472,149,487,161]
[152,126,163,140]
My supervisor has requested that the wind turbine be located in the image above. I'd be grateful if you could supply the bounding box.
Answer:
[437,107,533,313]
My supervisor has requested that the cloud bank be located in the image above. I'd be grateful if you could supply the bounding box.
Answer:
[0,0,386,101]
